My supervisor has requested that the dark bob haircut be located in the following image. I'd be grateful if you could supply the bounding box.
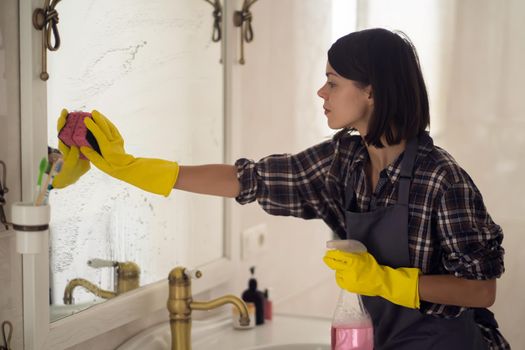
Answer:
[328,28,430,148]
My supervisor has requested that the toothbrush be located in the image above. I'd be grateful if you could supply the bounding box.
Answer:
[35,159,63,206]
[35,157,48,202]
[42,160,64,205]
[37,157,48,187]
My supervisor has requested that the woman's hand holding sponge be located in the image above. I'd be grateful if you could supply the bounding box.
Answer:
[52,109,91,189]
[55,109,179,196]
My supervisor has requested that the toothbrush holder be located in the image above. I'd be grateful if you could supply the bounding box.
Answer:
[11,202,50,254]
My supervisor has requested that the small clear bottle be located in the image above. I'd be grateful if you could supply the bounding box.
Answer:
[327,239,374,350]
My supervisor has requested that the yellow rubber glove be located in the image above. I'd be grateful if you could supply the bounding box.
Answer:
[52,109,91,189]
[80,110,179,196]
[323,250,421,309]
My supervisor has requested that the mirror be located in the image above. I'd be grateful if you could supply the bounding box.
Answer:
[45,0,225,321]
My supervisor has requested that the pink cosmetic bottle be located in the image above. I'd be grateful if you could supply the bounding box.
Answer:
[263,288,273,321]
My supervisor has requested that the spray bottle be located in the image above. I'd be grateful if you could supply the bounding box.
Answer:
[327,239,374,350]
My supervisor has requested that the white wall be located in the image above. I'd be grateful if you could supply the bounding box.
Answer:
[0,0,24,349]
[226,0,336,307]
[439,1,525,346]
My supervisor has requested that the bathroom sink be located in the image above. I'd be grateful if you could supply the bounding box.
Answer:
[50,300,104,322]
[117,314,331,350]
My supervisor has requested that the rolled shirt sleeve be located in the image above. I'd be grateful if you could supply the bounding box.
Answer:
[233,134,356,240]
[234,139,336,219]
[436,177,505,280]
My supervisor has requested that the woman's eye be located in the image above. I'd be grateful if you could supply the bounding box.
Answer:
[327,82,336,88]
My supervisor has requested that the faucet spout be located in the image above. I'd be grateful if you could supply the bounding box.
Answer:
[63,278,116,305]
[191,295,250,326]
[63,260,140,304]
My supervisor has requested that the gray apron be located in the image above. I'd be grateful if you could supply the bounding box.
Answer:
[343,136,489,350]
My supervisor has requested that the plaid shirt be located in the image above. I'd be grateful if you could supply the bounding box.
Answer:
[235,130,508,349]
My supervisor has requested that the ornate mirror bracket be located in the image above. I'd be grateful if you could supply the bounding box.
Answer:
[233,0,258,65]
[32,0,62,81]
[204,0,223,43]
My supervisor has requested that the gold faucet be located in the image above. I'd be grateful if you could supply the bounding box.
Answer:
[63,260,140,304]
[167,266,250,350]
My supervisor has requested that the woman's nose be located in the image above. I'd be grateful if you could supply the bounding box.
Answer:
[317,85,326,99]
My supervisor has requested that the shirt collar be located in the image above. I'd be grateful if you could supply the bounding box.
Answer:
[349,139,368,172]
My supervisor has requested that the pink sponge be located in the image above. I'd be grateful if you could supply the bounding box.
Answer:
[58,111,95,160]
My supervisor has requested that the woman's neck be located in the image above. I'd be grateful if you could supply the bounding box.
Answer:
[365,138,406,173]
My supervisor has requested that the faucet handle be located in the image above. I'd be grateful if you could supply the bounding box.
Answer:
[87,258,118,269]
[184,269,202,280]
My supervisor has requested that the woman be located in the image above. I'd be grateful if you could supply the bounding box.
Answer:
[53,28,509,349]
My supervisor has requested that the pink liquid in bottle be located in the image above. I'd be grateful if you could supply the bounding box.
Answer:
[331,323,374,350]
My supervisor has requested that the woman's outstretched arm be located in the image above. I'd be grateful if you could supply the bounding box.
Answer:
[174,165,240,198]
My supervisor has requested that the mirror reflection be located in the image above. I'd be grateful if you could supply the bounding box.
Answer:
[45,0,225,321]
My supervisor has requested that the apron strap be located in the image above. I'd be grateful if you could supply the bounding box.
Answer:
[397,136,419,206]
[344,171,356,210]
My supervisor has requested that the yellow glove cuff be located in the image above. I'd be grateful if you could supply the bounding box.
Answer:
[131,158,180,197]
[381,266,421,309]
[323,250,421,309]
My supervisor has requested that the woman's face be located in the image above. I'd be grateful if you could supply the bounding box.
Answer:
[317,62,373,132]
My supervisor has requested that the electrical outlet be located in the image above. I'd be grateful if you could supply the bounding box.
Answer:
[241,223,268,261]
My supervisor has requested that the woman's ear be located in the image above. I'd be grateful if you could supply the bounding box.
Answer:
[364,85,374,109]
[365,85,373,99]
